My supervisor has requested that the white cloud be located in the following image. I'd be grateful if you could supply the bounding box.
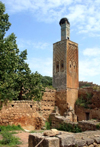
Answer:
[17,39,51,51]
[3,0,100,36]
[79,47,100,85]
[83,48,100,56]
[27,57,52,76]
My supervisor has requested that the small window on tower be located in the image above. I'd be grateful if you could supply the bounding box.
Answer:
[73,62,76,70]
[56,61,59,73]
[69,61,72,71]
[60,60,64,72]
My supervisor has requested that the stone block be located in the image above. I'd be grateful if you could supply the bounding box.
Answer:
[57,134,75,146]
[28,133,59,147]
[83,137,94,145]
[75,139,86,147]
[94,137,100,144]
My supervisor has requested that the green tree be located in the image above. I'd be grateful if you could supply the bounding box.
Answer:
[0,2,44,105]
[41,76,52,87]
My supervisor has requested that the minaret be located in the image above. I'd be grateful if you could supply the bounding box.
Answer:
[59,18,70,40]
[53,18,79,117]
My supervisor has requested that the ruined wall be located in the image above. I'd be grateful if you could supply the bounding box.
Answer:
[0,89,56,129]
[0,100,42,130]
[76,105,100,121]
[76,89,100,121]
[41,88,56,119]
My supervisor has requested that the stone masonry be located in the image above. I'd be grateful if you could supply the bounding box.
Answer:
[0,88,56,129]
[53,18,79,117]
[29,130,100,147]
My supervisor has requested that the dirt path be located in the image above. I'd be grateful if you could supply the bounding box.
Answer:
[14,131,30,147]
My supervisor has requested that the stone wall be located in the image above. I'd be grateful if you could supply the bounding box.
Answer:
[0,100,42,130]
[75,105,100,121]
[41,88,56,119]
[29,130,100,147]
[76,89,100,121]
[0,89,56,129]
[50,113,77,129]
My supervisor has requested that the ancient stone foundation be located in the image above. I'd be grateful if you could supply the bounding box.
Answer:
[28,130,100,147]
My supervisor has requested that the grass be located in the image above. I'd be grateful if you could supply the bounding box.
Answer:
[0,124,23,132]
[29,130,44,133]
[0,125,23,147]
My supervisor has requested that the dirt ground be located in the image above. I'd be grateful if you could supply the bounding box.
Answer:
[14,131,30,147]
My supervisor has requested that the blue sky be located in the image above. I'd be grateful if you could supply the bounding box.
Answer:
[1,0,100,85]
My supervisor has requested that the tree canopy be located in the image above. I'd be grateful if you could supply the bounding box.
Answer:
[0,1,44,105]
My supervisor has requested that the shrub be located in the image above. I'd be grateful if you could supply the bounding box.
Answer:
[0,131,21,146]
[45,121,51,130]
[96,123,100,129]
[75,93,93,108]
[57,123,82,133]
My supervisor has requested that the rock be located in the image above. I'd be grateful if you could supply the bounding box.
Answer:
[93,142,97,147]
[57,134,75,146]
[89,144,94,147]
[94,137,100,144]
[75,139,86,147]
[28,133,59,147]
[43,129,59,137]
[82,137,94,145]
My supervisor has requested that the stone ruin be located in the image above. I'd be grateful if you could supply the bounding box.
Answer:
[28,17,100,147]
[0,17,100,147]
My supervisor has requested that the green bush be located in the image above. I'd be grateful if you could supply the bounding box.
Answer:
[96,123,100,129]
[45,121,51,130]
[0,131,21,146]
[75,93,93,108]
[57,123,82,133]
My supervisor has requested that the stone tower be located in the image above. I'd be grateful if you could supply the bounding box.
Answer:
[53,18,79,117]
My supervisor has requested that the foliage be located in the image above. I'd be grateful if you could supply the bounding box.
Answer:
[0,131,21,146]
[45,121,51,130]
[0,125,23,132]
[41,76,52,87]
[96,123,100,129]
[57,123,82,133]
[0,125,23,146]
[75,93,93,108]
[0,2,44,104]
[93,86,100,91]
[20,71,44,101]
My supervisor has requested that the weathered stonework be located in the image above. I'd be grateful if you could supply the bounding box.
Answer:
[0,89,56,129]
[53,18,79,121]
[28,130,100,147]
[53,40,78,114]
[75,88,100,121]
